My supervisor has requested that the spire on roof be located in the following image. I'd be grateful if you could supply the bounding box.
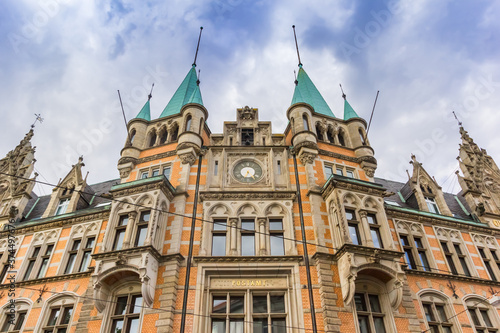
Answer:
[340,84,360,120]
[291,66,335,117]
[159,66,204,118]
[135,99,151,121]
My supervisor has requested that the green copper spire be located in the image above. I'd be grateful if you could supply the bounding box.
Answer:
[135,99,151,121]
[159,65,203,118]
[291,66,335,117]
[343,98,360,120]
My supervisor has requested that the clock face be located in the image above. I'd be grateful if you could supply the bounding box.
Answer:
[233,160,263,183]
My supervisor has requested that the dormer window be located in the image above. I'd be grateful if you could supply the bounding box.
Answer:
[425,197,440,214]
[55,198,70,216]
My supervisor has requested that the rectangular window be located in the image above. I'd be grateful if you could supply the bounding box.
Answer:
[79,237,95,272]
[422,302,453,333]
[241,129,254,146]
[151,169,160,177]
[43,305,74,332]
[64,239,81,274]
[135,211,150,247]
[453,244,471,277]
[324,165,333,179]
[346,209,361,245]
[0,264,9,284]
[113,215,129,250]
[37,244,54,279]
[163,166,171,180]
[277,160,281,175]
[440,242,458,275]
[241,219,255,256]
[140,171,148,179]
[415,237,431,271]
[367,214,383,248]
[425,197,440,214]
[270,219,285,256]
[55,198,70,216]
[214,161,219,176]
[354,293,386,333]
[346,170,355,178]
[111,294,142,333]
[336,168,343,176]
[478,248,497,281]
[23,246,41,280]
[400,235,417,269]
[212,219,227,256]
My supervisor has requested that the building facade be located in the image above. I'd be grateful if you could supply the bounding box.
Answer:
[1,62,500,333]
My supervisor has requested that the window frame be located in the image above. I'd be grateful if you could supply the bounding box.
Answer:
[419,292,457,333]
[21,240,56,281]
[133,211,151,247]
[55,198,70,216]
[396,221,433,272]
[436,227,475,278]
[110,293,143,333]
[472,234,500,282]
[425,196,440,214]
[0,300,31,333]
[466,298,499,333]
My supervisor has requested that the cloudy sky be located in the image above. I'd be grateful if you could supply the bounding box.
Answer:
[1,0,499,196]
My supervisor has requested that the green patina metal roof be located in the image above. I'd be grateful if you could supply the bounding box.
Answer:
[135,99,151,121]
[159,65,203,118]
[343,98,360,120]
[291,66,335,117]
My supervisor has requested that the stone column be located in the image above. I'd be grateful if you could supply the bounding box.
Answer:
[258,218,267,255]
[229,218,238,255]
[358,210,373,247]
[122,211,137,249]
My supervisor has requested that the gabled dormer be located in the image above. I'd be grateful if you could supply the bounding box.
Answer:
[456,126,500,219]
[42,156,94,217]
[401,155,452,216]
[0,128,37,222]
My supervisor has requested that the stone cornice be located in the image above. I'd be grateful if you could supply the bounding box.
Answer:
[1,209,110,236]
[404,267,500,286]
[93,245,163,262]
[322,176,387,200]
[332,244,404,261]
[110,176,175,201]
[193,255,303,263]
[137,150,177,164]
[386,207,500,236]
[318,149,359,163]
[200,191,296,201]
[2,270,94,289]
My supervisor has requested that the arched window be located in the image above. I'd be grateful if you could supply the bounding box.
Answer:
[199,117,204,135]
[338,131,346,146]
[37,294,76,333]
[148,130,156,147]
[129,129,136,145]
[466,297,499,332]
[185,115,192,132]
[419,292,456,333]
[327,127,335,143]
[170,125,178,141]
[159,128,167,145]
[291,118,295,135]
[302,114,309,131]
[0,300,31,332]
[315,123,324,141]
[359,128,367,145]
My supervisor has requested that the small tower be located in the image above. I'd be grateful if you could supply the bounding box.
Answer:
[456,126,500,222]
[0,128,37,222]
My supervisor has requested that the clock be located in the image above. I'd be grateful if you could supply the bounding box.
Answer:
[232,160,263,183]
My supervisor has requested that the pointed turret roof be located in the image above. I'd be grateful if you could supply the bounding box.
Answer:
[291,66,335,118]
[343,98,360,120]
[159,65,203,118]
[135,99,151,121]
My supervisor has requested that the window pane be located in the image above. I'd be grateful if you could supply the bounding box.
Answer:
[213,220,227,231]
[269,220,283,230]
[367,214,376,224]
[212,319,226,333]
[213,296,227,313]
[1,318,10,332]
[242,234,255,256]
[230,296,244,313]
[345,209,355,220]
[131,295,143,314]
[435,305,447,323]
[422,304,435,322]
[480,310,493,327]
[33,247,41,257]
[79,251,91,272]
[86,237,95,248]
[114,230,125,250]
[270,234,285,256]
[373,317,386,333]
[336,168,343,176]
[354,294,367,311]
[346,170,354,178]
[24,261,35,280]
[349,224,360,245]
[241,221,254,230]
[47,308,60,326]
[212,235,226,256]
[45,245,54,255]
[253,296,268,313]
[230,319,244,333]
[71,240,81,251]
[358,315,370,333]
[14,312,26,330]
[368,295,382,313]
[111,319,124,333]
[400,235,409,246]
[419,252,431,271]
[38,258,49,278]
[414,238,424,249]
[140,211,150,222]
[152,169,160,177]
[271,318,286,333]
[404,249,416,269]
[370,228,382,248]
[135,225,148,246]
[253,318,268,333]
[468,308,481,326]
[271,296,285,313]
[60,307,73,325]
[459,257,471,276]
[119,216,129,226]
[163,167,171,179]
[65,253,77,274]
[115,296,128,315]
[127,318,140,333]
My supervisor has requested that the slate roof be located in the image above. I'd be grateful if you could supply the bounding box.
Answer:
[375,177,477,223]
[19,178,120,223]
